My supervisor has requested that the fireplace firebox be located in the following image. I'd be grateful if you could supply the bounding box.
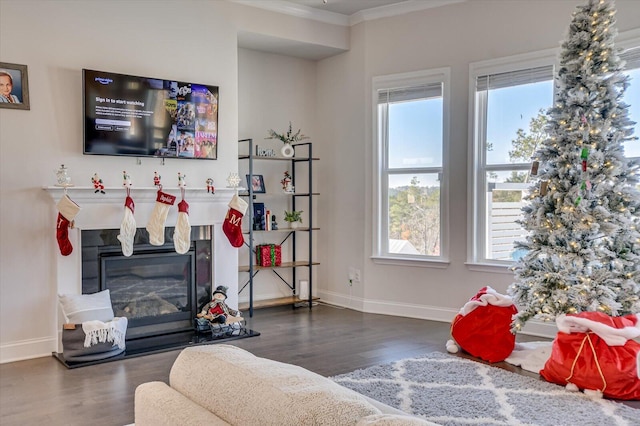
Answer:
[81,226,213,345]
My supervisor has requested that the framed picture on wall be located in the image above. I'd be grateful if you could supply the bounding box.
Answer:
[0,62,29,110]
[246,174,266,194]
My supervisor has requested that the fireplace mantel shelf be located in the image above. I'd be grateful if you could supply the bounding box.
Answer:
[43,186,244,203]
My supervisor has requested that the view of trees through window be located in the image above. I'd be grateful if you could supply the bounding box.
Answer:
[388,175,440,256]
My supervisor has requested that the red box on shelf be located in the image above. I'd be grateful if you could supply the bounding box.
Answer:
[256,244,282,267]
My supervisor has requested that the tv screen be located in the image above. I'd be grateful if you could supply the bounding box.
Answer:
[83,69,218,159]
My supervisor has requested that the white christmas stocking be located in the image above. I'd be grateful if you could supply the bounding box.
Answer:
[116,193,136,257]
[146,190,176,246]
[173,198,191,254]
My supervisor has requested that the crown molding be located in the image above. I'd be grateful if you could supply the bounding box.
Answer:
[229,0,467,27]
[350,0,467,26]
[229,0,349,26]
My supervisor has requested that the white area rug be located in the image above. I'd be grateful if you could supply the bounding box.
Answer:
[331,352,639,426]
[505,341,553,374]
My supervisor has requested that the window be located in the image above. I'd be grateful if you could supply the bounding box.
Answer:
[469,41,640,267]
[469,52,556,265]
[620,45,640,159]
[373,69,449,263]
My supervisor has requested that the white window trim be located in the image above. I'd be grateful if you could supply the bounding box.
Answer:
[467,48,558,267]
[372,68,451,265]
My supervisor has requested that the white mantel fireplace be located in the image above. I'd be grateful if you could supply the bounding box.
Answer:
[45,186,239,352]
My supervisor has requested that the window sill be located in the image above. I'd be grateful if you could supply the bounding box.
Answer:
[465,262,515,274]
[371,256,450,269]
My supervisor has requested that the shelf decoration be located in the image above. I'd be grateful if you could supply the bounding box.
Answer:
[281,171,294,193]
[265,121,309,158]
[256,244,282,267]
[153,171,161,187]
[284,210,303,229]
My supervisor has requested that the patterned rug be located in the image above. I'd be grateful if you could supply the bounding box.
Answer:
[331,352,638,426]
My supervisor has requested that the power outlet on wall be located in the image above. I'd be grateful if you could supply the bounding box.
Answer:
[348,267,361,284]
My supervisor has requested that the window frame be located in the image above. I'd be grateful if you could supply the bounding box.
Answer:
[467,49,558,269]
[372,68,450,266]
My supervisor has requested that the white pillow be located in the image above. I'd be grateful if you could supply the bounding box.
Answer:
[59,290,115,324]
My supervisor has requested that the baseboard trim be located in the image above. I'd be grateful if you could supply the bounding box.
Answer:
[318,290,557,339]
[1,336,56,364]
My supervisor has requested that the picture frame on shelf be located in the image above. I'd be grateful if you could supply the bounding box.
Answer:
[0,62,30,110]
[246,174,266,193]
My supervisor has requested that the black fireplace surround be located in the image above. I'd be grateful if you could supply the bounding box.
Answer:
[81,226,213,351]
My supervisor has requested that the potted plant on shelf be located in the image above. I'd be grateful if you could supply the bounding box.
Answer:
[284,210,303,229]
[266,122,309,158]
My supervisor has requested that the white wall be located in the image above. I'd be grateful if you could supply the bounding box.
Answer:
[314,0,640,332]
[237,47,318,303]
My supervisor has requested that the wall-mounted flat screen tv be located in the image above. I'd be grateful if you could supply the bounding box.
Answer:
[83,69,218,160]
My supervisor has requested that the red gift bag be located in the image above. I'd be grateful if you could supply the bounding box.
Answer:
[450,286,518,363]
[540,312,640,400]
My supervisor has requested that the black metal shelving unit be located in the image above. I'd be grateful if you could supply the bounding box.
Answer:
[238,139,319,317]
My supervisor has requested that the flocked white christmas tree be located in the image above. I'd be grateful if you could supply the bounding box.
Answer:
[508,0,640,332]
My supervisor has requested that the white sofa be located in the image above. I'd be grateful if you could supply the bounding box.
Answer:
[135,344,437,425]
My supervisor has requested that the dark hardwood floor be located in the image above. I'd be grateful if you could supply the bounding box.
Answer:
[0,303,634,425]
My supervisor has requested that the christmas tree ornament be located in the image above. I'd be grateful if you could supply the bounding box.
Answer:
[223,193,248,247]
[56,194,80,256]
[530,160,539,176]
[540,180,549,196]
[173,174,191,254]
[116,173,136,257]
[146,187,176,246]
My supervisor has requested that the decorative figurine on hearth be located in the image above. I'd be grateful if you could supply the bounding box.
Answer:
[177,172,186,188]
[206,178,215,194]
[196,285,243,325]
[55,164,73,187]
[91,173,105,194]
[122,171,132,187]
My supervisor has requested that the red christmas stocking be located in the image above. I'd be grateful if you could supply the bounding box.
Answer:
[56,194,80,256]
[146,190,176,246]
[223,194,248,248]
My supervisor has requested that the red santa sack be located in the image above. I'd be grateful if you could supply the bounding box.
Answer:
[450,286,518,363]
[540,312,640,400]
